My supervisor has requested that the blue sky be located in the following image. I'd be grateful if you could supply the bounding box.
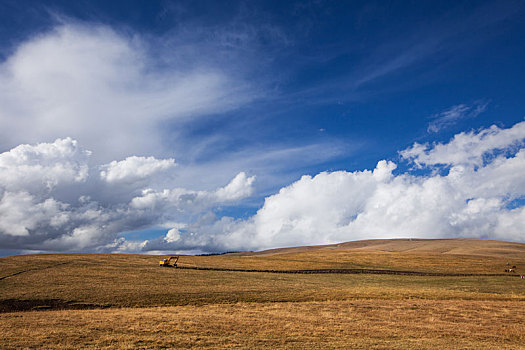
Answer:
[0,0,524,255]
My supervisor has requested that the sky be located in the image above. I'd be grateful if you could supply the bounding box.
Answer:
[0,0,524,255]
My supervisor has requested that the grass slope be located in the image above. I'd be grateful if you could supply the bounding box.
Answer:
[1,238,525,349]
[242,238,525,258]
[2,300,525,349]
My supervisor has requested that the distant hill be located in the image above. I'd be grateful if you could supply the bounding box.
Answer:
[237,238,525,259]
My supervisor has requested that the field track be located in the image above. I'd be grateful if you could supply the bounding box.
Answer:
[177,265,518,277]
[0,262,69,281]
[0,262,519,283]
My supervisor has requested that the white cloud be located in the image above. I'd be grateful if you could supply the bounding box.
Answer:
[401,120,525,167]
[128,171,253,213]
[100,156,176,183]
[1,121,525,254]
[165,228,181,243]
[215,172,255,201]
[0,138,255,252]
[0,137,89,194]
[0,192,67,237]
[427,101,488,133]
[155,120,525,252]
[0,23,254,162]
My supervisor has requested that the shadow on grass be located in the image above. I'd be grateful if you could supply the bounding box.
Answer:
[0,299,111,313]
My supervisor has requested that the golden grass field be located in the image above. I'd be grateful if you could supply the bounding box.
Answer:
[1,238,525,349]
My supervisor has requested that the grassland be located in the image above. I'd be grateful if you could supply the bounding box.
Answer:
[1,238,525,349]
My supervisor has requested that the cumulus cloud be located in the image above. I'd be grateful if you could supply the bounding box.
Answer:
[165,228,181,243]
[215,172,255,201]
[100,156,176,183]
[401,120,525,167]
[2,121,525,254]
[154,120,525,252]
[0,192,67,237]
[0,137,89,193]
[0,139,254,252]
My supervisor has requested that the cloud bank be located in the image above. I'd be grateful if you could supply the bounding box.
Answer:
[1,121,524,254]
[151,120,525,252]
[0,138,255,252]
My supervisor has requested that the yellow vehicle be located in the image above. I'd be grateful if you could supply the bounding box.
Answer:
[159,256,179,267]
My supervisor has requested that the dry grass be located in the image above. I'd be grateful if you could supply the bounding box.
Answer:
[1,254,524,311]
[232,238,525,274]
[1,300,524,349]
[1,238,525,348]
[250,238,525,258]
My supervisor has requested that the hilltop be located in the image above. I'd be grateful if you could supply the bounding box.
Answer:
[240,238,525,258]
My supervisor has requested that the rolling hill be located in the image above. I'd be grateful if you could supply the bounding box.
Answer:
[240,238,525,258]
[1,238,525,349]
